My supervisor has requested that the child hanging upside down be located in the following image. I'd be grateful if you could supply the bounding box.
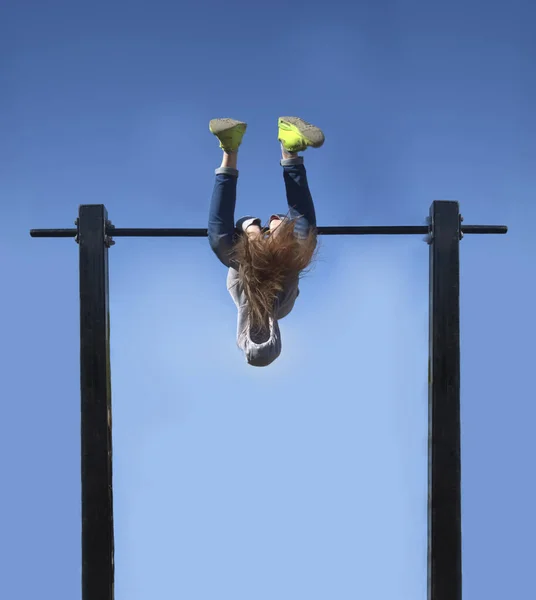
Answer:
[208,116,324,367]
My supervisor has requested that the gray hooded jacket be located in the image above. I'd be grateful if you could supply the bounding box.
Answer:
[228,213,300,367]
[227,267,299,367]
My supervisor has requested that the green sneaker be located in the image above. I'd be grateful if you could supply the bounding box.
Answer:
[278,116,325,153]
[209,118,247,152]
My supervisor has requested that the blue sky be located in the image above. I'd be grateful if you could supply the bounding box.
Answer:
[1,0,534,598]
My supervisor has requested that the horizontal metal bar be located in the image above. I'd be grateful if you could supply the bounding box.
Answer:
[111,226,431,236]
[31,228,78,238]
[460,225,508,234]
[29,224,508,238]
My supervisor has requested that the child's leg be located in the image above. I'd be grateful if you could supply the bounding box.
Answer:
[281,151,317,231]
[278,117,323,237]
[207,119,247,267]
[208,151,239,268]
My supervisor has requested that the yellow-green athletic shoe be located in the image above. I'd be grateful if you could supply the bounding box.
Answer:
[278,116,325,153]
[209,118,247,152]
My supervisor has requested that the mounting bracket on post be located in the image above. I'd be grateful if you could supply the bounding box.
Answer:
[105,220,116,248]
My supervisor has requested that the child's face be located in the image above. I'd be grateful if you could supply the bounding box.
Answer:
[246,217,283,240]
[269,217,282,236]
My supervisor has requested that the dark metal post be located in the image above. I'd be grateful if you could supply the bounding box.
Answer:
[78,205,114,600]
[428,201,462,600]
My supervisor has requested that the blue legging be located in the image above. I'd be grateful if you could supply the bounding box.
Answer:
[208,160,317,268]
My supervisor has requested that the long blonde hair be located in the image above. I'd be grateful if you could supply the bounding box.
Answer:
[231,218,318,333]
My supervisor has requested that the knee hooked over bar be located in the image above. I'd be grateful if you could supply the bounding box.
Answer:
[292,214,316,240]
[208,232,236,268]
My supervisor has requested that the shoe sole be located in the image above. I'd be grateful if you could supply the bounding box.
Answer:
[279,116,325,148]
[209,118,247,135]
